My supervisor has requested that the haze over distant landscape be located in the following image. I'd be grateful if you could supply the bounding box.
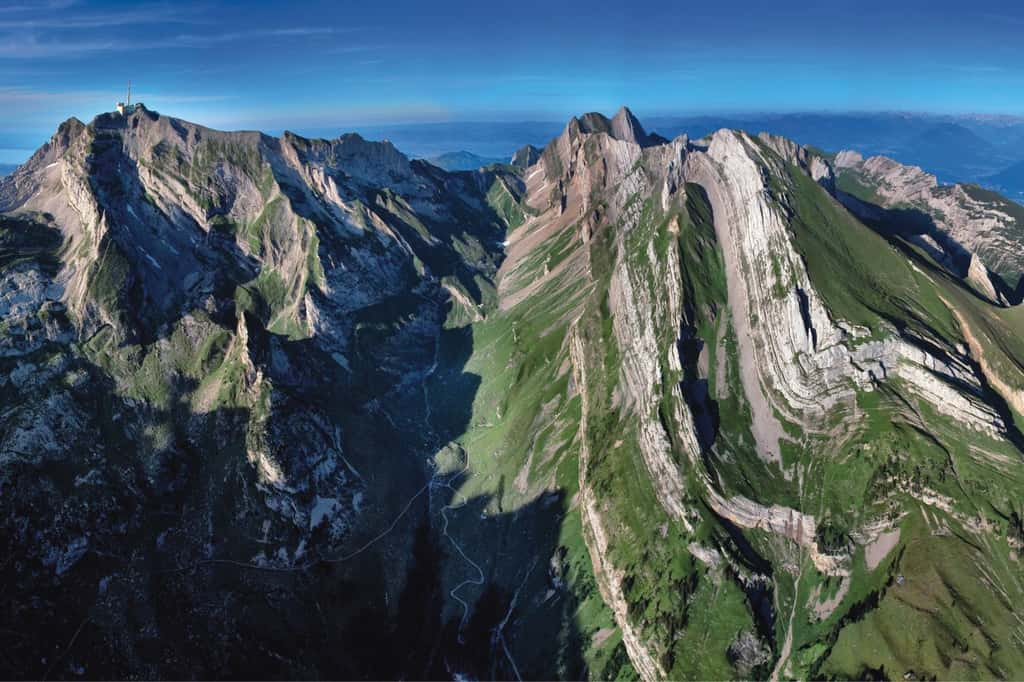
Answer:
[4,0,1024,198]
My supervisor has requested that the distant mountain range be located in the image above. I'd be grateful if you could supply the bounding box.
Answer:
[6,112,1024,200]
[423,150,506,171]
[361,112,1024,202]
[986,159,1024,202]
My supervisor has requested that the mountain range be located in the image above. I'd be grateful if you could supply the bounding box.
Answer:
[8,112,1024,201]
[1,104,1023,680]
[289,112,1024,200]
[645,113,1024,193]
[424,150,508,171]
[986,160,1024,202]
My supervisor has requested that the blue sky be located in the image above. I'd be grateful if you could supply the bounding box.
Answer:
[1,0,1024,160]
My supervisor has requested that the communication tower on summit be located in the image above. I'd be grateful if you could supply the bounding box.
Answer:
[116,81,138,115]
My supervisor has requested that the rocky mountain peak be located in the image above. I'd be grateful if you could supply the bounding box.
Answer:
[280,130,415,188]
[511,143,541,168]
[609,105,652,146]
[561,104,655,146]
[559,106,654,147]
[539,108,664,185]
[574,111,613,136]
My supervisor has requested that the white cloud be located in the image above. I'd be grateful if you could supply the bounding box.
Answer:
[0,0,78,13]
[0,26,357,58]
[0,4,201,30]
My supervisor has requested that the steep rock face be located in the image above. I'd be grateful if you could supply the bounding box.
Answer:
[542,116,1023,680]
[510,143,542,168]
[835,150,1024,298]
[756,132,835,190]
[685,131,1004,451]
[0,106,517,679]
[966,252,1004,304]
[609,106,656,147]
[577,132,854,575]
[686,131,848,455]
[280,130,417,192]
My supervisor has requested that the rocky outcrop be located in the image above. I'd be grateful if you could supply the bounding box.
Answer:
[280,130,417,192]
[0,263,68,358]
[704,487,848,575]
[966,252,1006,304]
[607,201,699,533]
[569,328,667,682]
[683,130,1005,453]
[684,131,848,457]
[835,150,1024,296]
[511,144,541,168]
[943,299,1024,418]
[756,132,835,190]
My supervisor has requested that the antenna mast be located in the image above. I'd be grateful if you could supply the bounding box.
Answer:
[127,80,131,107]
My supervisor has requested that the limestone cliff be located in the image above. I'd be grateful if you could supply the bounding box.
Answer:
[835,149,1024,301]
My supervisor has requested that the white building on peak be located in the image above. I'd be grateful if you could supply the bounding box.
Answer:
[116,80,142,115]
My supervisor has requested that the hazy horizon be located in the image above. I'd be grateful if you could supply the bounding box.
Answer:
[3,0,1024,160]
[4,107,1024,166]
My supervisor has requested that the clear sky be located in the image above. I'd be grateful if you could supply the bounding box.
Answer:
[1,0,1024,159]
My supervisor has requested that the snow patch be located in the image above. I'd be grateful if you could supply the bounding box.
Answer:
[310,496,341,530]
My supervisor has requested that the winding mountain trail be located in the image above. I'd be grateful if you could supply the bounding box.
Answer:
[435,465,486,644]
[419,322,487,646]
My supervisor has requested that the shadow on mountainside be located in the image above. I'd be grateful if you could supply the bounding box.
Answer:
[375,314,589,680]
[835,188,1023,305]
[0,152,583,678]
[86,113,262,345]
[0,298,441,678]
[835,189,1024,453]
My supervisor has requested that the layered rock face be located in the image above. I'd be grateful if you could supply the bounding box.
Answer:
[835,149,1024,301]
[2,106,1023,681]
[520,109,1024,680]
[687,131,1005,447]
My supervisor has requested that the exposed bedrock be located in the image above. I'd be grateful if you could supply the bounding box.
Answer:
[683,130,1004,457]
